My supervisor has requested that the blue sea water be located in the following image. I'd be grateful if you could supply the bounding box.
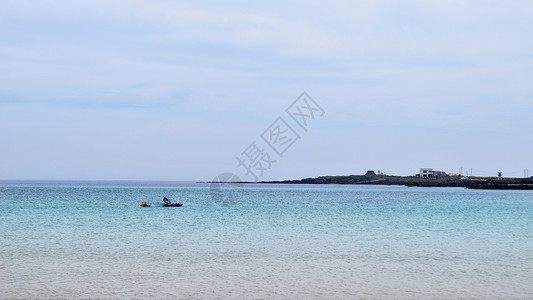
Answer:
[1,181,532,299]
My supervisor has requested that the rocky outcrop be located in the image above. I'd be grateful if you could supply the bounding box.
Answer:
[262,175,533,190]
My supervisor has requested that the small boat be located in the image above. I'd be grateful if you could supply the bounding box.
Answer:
[162,197,182,207]
[140,202,151,207]
[162,202,183,207]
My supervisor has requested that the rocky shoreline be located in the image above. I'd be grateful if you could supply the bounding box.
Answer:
[260,175,533,190]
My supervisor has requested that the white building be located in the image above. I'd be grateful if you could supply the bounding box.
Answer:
[419,168,433,178]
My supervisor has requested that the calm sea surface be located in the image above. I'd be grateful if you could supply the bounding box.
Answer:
[1,181,532,299]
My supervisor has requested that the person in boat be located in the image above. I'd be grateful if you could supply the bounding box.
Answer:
[163,197,171,205]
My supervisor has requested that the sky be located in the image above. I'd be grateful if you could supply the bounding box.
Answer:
[1,0,532,181]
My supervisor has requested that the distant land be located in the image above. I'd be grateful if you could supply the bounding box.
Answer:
[261,173,533,190]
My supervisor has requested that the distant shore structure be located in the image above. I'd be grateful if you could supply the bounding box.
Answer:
[365,170,376,176]
[417,168,448,178]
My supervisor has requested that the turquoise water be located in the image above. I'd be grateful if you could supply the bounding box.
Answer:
[1,181,532,298]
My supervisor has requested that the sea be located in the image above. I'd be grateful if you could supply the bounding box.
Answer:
[1,181,532,299]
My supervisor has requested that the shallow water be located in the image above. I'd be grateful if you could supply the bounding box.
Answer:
[1,181,532,298]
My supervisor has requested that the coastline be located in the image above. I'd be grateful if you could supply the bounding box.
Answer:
[257,174,533,190]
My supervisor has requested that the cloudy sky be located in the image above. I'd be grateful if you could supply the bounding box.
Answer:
[1,0,532,181]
